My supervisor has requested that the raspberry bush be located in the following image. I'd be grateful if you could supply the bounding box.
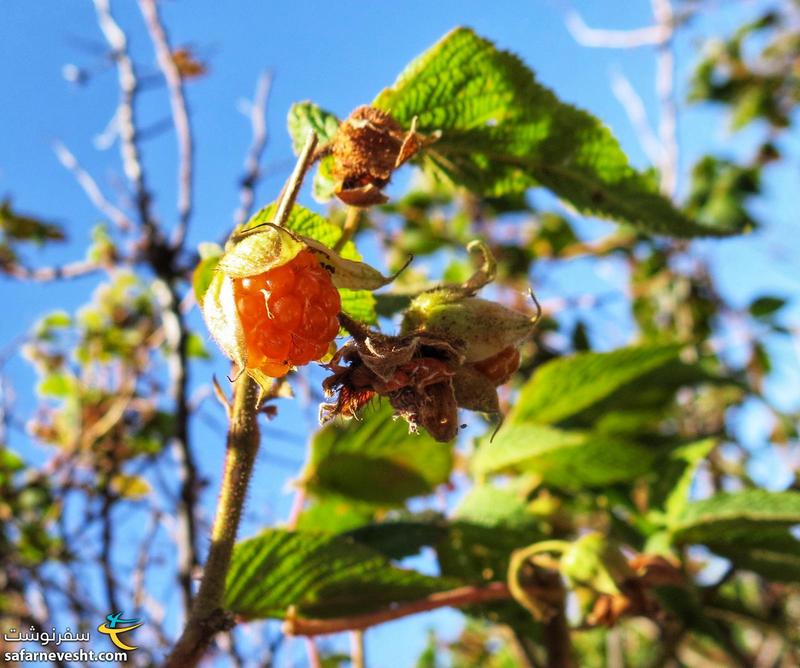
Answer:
[5,4,799,668]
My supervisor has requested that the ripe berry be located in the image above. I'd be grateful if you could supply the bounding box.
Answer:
[472,346,520,386]
[233,250,341,377]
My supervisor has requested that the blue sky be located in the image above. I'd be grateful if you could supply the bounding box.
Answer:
[2,1,799,666]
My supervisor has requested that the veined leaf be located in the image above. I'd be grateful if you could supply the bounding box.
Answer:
[473,423,654,488]
[302,403,452,505]
[671,490,800,545]
[652,439,716,522]
[374,28,732,237]
[245,203,376,323]
[224,529,452,619]
[287,102,339,201]
[510,344,682,425]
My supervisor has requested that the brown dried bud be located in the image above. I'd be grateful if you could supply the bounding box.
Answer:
[321,314,464,441]
[330,106,429,207]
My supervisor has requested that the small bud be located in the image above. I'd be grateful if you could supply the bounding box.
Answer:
[560,533,633,597]
[402,293,536,363]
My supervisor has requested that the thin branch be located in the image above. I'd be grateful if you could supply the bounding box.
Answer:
[610,71,664,167]
[565,11,669,48]
[274,131,318,228]
[139,0,194,248]
[652,0,679,196]
[4,259,102,282]
[53,142,132,232]
[152,278,201,615]
[93,0,155,232]
[283,582,545,637]
[234,71,273,227]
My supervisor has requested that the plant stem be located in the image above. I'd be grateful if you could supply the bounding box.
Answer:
[164,373,259,668]
[333,206,361,252]
[282,581,561,637]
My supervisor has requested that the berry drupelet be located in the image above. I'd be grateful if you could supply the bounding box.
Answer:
[232,249,341,377]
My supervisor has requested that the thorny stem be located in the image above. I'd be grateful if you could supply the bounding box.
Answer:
[164,374,259,668]
[165,134,319,666]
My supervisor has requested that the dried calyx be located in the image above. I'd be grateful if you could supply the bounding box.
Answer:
[325,105,437,207]
[321,241,540,442]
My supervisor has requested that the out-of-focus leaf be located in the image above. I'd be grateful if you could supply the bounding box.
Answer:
[0,200,65,243]
[473,424,654,488]
[37,373,74,399]
[186,332,211,360]
[749,295,786,318]
[192,243,223,303]
[374,28,734,236]
[224,529,454,619]
[651,439,716,522]
[110,473,151,499]
[671,490,800,545]
[510,344,681,425]
[302,404,452,506]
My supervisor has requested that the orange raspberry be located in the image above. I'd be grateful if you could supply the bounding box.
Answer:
[472,346,520,386]
[233,250,342,377]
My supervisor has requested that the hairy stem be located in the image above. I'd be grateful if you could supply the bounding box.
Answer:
[164,374,259,668]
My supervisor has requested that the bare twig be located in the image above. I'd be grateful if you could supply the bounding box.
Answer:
[4,259,102,282]
[234,71,273,227]
[152,277,201,615]
[610,71,663,167]
[139,0,194,248]
[53,142,132,231]
[93,0,154,232]
[565,11,669,48]
[652,0,678,196]
[274,131,318,228]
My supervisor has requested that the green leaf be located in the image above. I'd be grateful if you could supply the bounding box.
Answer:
[749,295,786,318]
[510,344,682,425]
[245,204,377,323]
[473,424,655,488]
[710,530,800,583]
[652,439,716,522]
[295,493,380,534]
[192,242,224,303]
[373,28,731,237]
[186,332,211,360]
[303,404,452,505]
[671,490,800,545]
[109,473,151,499]
[287,102,340,201]
[288,101,340,153]
[0,199,65,243]
[224,529,453,619]
[37,373,74,398]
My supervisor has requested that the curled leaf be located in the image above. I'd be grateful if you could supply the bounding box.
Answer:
[302,235,407,290]
[219,225,305,278]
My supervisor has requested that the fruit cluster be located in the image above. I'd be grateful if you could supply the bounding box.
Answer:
[233,249,341,377]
